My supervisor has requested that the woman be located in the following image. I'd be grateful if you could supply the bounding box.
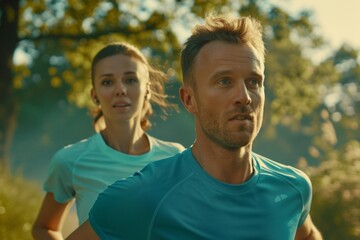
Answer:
[32,42,185,239]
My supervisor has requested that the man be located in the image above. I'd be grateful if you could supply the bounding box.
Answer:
[67,13,322,240]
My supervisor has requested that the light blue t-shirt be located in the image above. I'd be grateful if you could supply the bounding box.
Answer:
[90,148,312,240]
[43,133,184,224]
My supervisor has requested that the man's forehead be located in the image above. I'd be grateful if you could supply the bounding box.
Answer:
[196,41,264,70]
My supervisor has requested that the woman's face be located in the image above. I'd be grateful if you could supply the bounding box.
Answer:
[91,54,149,125]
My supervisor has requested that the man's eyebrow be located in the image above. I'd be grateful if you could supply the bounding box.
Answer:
[210,70,263,79]
[248,71,264,78]
[210,70,233,80]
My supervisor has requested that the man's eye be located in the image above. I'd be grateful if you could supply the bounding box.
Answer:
[248,78,261,88]
[218,78,231,86]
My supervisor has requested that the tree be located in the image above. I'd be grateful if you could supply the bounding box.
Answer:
[1,0,359,238]
[0,0,20,169]
[305,140,360,239]
[1,0,185,166]
[2,0,334,168]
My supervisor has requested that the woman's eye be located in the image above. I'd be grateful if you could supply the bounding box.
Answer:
[101,79,113,86]
[125,78,138,84]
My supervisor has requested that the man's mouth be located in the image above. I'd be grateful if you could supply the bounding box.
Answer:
[230,113,253,121]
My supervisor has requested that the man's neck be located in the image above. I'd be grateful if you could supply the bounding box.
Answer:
[191,141,254,184]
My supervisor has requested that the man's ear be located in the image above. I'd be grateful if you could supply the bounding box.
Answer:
[90,88,99,105]
[179,86,198,113]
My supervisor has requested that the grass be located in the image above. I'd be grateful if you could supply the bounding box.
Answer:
[0,165,43,240]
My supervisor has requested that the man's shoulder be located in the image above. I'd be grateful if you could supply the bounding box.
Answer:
[90,151,189,239]
[107,149,190,195]
[253,152,311,187]
[139,149,189,180]
[92,150,192,220]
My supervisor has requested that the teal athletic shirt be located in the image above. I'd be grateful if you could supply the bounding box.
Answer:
[89,148,312,239]
[43,133,184,224]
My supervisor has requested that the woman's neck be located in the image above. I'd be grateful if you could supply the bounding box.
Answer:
[101,121,150,155]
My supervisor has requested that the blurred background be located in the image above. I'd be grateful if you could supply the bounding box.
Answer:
[1,0,359,239]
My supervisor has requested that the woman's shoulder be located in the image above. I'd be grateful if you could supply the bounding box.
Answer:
[52,134,99,163]
[148,135,186,153]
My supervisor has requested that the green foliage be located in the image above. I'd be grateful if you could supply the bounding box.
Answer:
[266,38,320,126]
[0,165,43,240]
[5,0,360,238]
[192,0,231,16]
[18,0,185,110]
[305,140,360,239]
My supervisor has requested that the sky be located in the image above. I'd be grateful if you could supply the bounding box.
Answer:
[273,0,360,58]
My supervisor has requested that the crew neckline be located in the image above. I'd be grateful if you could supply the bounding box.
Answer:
[183,148,260,194]
[95,133,154,159]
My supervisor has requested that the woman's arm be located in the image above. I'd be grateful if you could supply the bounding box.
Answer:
[66,220,99,240]
[32,192,73,240]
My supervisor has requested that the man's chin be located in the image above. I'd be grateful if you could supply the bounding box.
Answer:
[220,137,252,150]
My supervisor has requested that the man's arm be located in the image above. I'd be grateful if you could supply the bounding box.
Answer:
[66,220,99,240]
[295,215,322,240]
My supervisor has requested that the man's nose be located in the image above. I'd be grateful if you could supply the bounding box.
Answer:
[234,81,251,105]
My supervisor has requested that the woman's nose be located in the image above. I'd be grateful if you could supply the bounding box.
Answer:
[115,82,126,96]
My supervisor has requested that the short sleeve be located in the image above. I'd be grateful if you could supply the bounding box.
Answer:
[43,148,75,203]
[89,179,130,239]
[297,170,313,227]
[89,178,134,239]
[89,173,152,240]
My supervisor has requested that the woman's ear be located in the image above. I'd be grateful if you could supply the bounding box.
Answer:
[90,88,100,105]
[145,89,151,100]
[145,82,151,100]
[179,86,198,113]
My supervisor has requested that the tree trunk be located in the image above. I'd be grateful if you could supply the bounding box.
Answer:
[0,0,19,170]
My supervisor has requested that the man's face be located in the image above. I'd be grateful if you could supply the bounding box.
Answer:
[184,40,265,149]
